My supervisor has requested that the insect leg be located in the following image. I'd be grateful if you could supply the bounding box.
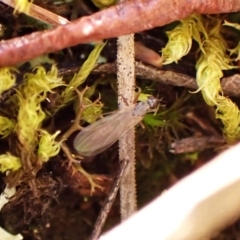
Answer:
[119,87,141,106]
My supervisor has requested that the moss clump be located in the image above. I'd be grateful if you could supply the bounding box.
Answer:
[162,15,240,142]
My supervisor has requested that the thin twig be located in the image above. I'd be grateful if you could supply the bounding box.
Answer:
[59,87,103,193]
[169,135,225,154]
[89,160,129,240]
[93,62,240,97]
[0,0,69,27]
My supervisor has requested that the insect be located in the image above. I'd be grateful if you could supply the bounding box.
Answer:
[73,96,158,157]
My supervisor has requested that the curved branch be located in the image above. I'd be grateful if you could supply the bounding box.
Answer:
[0,0,240,67]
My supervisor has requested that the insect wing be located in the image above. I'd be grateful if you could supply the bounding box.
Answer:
[74,106,142,157]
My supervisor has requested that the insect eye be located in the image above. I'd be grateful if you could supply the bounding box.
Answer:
[147,96,158,109]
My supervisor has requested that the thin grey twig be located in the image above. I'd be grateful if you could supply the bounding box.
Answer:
[170,135,225,154]
[89,160,129,240]
[93,62,240,97]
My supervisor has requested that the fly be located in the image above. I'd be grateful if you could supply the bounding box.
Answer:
[73,96,158,157]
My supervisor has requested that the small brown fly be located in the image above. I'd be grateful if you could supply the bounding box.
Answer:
[73,96,158,156]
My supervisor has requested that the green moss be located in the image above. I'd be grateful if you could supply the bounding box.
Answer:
[14,65,65,147]
[91,0,116,8]
[0,116,15,138]
[56,42,105,112]
[162,14,240,142]
[162,15,207,64]
[143,113,166,127]
[38,130,61,162]
[16,91,45,147]
[0,68,16,96]
[0,41,105,180]
[223,20,240,31]
[0,153,21,172]
[21,65,65,97]
[80,97,103,123]
[14,0,32,14]
[196,18,239,141]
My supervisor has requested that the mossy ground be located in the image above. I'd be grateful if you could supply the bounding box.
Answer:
[0,1,240,239]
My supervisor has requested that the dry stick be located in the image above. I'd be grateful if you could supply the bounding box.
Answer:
[0,0,69,26]
[56,62,240,98]
[89,160,129,240]
[0,0,240,67]
[117,1,137,220]
[93,62,240,97]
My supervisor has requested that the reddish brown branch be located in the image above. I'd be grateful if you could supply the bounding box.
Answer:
[0,0,240,67]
